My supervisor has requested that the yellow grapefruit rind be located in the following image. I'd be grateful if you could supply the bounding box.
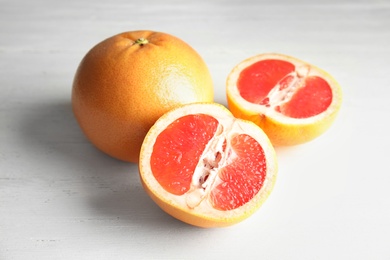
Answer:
[139,103,278,228]
[226,53,343,146]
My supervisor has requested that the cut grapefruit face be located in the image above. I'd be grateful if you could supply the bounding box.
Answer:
[139,103,278,228]
[226,53,342,146]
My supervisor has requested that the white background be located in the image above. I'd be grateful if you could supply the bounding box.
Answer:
[1,0,389,259]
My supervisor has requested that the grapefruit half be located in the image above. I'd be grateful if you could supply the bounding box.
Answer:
[139,103,278,228]
[226,53,342,146]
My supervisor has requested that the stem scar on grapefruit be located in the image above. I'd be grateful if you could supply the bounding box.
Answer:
[226,53,342,146]
[72,30,214,163]
[139,103,278,228]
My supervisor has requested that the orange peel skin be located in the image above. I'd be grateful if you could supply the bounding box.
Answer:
[226,93,341,146]
[72,30,214,163]
[139,178,276,228]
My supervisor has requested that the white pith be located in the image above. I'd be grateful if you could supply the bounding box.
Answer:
[226,53,342,125]
[185,119,245,209]
[186,123,227,209]
[139,103,277,218]
[260,64,310,109]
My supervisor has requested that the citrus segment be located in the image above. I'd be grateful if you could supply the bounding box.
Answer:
[151,114,219,195]
[211,134,266,211]
[279,76,332,118]
[227,53,342,146]
[237,59,295,104]
[139,103,278,228]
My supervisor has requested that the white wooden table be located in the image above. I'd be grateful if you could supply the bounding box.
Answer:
[1,0,389,259]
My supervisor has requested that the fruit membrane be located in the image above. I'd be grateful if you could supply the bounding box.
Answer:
[139,103,278,227]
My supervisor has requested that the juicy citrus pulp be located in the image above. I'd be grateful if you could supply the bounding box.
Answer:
[72,30,214,162]
[227,53,342,146]
[139,103,277,228]
[237,59,332,118]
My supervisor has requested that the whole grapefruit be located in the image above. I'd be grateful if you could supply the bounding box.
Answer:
[72,30,214,162]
